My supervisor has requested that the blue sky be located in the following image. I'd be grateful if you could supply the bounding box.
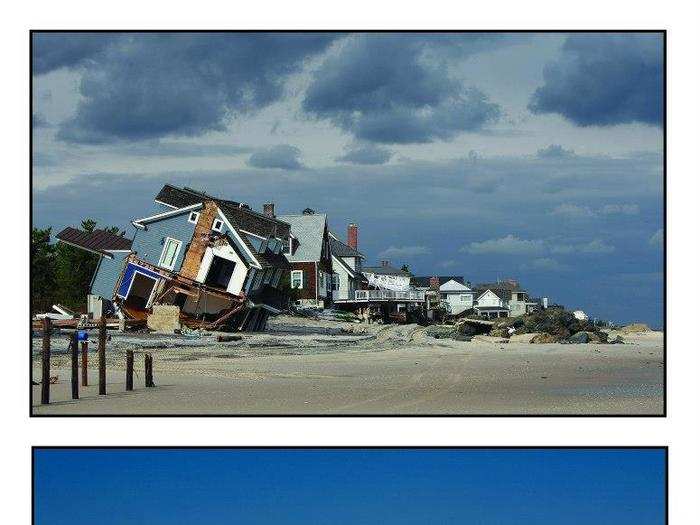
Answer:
[34,448,666,525]
[31,32,664,326]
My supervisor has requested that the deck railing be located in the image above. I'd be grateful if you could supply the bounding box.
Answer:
[354,289,425,302]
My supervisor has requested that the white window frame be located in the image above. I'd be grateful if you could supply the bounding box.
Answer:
[212,218,224,232]
[188,211,200,224]
[460,295,472,302]
[158,237,182,270]
[291,270,303,289]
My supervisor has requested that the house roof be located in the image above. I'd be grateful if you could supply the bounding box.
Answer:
[475,287,512,302]
[56,227,132,257]
[155,184,291,239]
[440,279,472,292]
[329,235,364,259]
[475,280,522,292]
[411,276,464,288]
[276,213,327,262]
[363,264,410,277]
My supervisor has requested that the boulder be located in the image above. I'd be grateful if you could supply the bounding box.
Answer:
[489,327,511,338]
[609,335,625,344]
[531,333,561,344]
[586,331,609,344]
[509,332,540,344]
[564,331,590,344]
[620,323,652,333]
[425,325,456,339]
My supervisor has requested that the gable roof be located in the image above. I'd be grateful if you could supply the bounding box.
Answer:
[411,276,464,288]
[56,227,132,257]
[276,213,327,262]
[475,287,512,302]
[329,235,364,259]
[440,279,472,292]
[332,254,367,281]
[155,184,291,239]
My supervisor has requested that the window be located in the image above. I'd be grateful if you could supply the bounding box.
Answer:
[158,237,182,270]
[460,295,472,302]
[291,270,303,289]
[332,272,340,291]
[318,271,324,289]
[188,211,200,224]
[212,218,224,232]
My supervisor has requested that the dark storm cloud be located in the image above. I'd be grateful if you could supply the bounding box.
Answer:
[302,34,504,144]
[529,33,663,126]
[335,144,393,165]
[247,144,304,170]
[32,33,119,74]
[32,113,50,128]
[40,33,338,143]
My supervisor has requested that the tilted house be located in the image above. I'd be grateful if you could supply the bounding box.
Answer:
[329,223,367,302]
[277,210,333,308]
[57,184,291,331]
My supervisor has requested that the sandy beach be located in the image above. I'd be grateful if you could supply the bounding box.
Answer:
[31,315,664,415]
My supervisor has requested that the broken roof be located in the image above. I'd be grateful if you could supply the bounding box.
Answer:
[363,264,410,277]
[56,227,132,257]
[155,184,291,239]
[276,213,327,262]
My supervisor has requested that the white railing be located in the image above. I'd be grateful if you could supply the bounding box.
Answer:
[354,289,425,302]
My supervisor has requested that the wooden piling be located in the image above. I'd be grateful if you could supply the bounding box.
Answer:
[81,341,88,387]
[70,331,79,400]
[41,317,51,405]
[98,317,107,395]
[126,350,134,391]
[144,353,154,387]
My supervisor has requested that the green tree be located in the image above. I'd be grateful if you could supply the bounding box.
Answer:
[53,220,122,311]
[31,227,57,313]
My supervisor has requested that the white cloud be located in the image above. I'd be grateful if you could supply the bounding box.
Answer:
[461,234,546,255]
[551,203,640,218]
[521,257,570,272]
[378,245,430,258]
[578,239,615,254]
[439,259,459,268]
[649,229,663,247]
[600,203,640,215]
[550,203,596,218]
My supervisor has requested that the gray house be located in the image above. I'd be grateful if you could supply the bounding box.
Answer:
[329,225,366,302]
[57,184,291,331]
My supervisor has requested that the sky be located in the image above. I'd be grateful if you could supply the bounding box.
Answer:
[31,32,664,326]
[33,448,666,525]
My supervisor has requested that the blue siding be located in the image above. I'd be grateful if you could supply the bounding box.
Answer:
[90,253,129,299]
[131,212,196,271]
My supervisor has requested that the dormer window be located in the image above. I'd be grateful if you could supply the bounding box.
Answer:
[188,211,200,224]
[212,218,224,232]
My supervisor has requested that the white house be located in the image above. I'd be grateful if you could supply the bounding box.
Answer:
[329,226,366,301]
[439,279,474,315]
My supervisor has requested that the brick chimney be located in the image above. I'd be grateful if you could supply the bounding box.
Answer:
[429,276,440,291]
[179,200,219,280]
[347,223,358,250]
[263,202,275,218]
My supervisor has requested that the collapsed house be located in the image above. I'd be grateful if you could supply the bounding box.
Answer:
[56,184,291,331]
